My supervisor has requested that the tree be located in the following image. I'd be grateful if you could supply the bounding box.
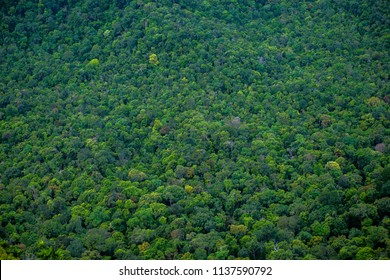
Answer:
[87,58,99,68]
[149,53,159,66]
[356,247,376,260]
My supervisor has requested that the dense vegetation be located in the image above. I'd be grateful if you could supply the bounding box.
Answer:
[0,0,389,260]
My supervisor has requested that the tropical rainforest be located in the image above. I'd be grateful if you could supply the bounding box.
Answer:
[0,0,389,260]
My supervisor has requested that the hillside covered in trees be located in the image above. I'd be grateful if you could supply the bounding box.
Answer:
[0,0,389,260]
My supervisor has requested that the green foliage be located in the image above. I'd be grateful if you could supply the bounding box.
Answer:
[148,54,159,66]
[325,161,341,171]
[0,0,389,260]
[87,58,100,68]
[128,169,148,182]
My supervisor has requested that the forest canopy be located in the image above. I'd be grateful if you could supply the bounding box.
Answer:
[0,0,389,260]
